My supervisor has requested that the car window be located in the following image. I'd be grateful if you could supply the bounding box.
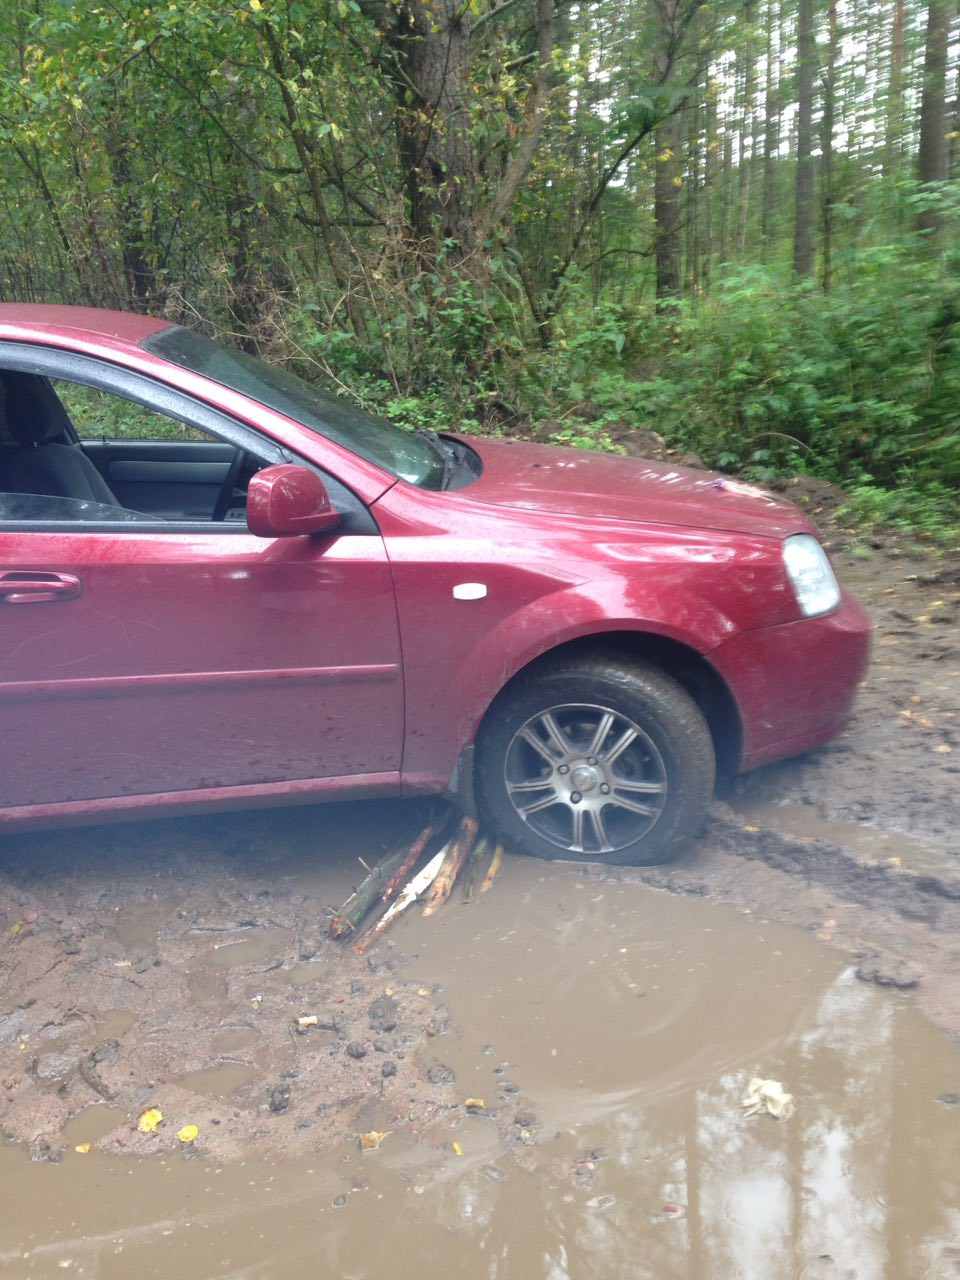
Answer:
[57,382,209,443]
[0,368,277,527]
[142,326,451,488]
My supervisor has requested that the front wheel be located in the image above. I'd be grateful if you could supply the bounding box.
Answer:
[475,658,715,866]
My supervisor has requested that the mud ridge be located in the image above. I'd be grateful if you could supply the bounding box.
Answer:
[704,804,960,931]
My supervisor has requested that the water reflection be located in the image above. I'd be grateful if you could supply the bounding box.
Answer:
[1,882,958,1279]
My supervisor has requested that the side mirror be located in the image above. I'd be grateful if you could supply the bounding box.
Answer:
[246,464,341,538]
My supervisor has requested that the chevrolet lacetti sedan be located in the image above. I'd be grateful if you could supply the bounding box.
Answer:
[0,305,871,865]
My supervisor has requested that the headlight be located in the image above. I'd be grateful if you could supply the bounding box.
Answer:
[782,534,841,617]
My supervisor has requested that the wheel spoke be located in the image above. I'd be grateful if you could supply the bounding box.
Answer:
[507,777,558,796]
[600,725,639,767]
[586,711,616,758]
[516,726,560,767]
[539,712,574,760]
[514,791,566,819]
[611,778,667,796]
[570,805,586,851]
[585,806,611,851]
[608,794,657,818]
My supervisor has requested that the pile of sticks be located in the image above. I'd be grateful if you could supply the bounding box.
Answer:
[328,813,504,954]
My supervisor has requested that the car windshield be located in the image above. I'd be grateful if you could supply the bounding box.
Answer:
[142,327,444,488]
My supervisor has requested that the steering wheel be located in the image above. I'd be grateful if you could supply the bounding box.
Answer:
[211,447,247,522]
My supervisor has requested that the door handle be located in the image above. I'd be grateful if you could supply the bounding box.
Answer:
[0,571,83,603]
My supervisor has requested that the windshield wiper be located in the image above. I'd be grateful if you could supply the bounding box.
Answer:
[414,429,456,490]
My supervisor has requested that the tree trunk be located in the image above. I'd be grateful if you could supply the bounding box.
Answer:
[917,0,951,245]
[655,112,684,302]
[821,1,838,291]
[392,0,477,260]
[885,0,907,174]
[793,0,817,278]
[760,3,781,256]
[736,5,756,259]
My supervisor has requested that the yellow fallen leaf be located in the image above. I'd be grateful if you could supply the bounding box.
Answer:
[177,1125,199,1144]
[465,1098,486,1113]
[452,1141,463,1156]
[74,1143,92,1154]
[359,1130,390,1150]
[137,1107,163,1134]
[10,922,21,935]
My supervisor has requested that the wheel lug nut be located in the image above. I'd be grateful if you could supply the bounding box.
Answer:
[588,757,598,766]
[600,784,610,795]
[570,792,582,804]
[557,765,569,775]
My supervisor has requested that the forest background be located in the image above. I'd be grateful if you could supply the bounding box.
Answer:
[1,0,958,541]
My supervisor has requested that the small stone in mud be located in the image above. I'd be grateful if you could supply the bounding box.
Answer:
[381,1060,397,1078]
[29,1142,61,1164]
[936,1092,959,1107]
[514,1110,537,1129]
[587,1194,616,1210]
[331,1194,347,1209]
[268,1085,291,1114]
[855,958,922,989]
[345,1041,367,1060]
[426,1063,455,1085]
[368,996,398,1031]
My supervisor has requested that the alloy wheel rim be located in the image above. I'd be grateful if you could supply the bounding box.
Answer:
[503,702,668,854]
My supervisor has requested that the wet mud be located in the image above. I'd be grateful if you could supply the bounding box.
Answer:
[0,538,958,1276]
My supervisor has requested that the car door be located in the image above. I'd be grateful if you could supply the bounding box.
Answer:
[0,352,404,815]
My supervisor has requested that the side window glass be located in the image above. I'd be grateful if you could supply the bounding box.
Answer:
[57,382,209,443]
[0,370,273,525]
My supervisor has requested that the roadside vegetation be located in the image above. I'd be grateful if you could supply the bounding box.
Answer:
[1,0,957,546]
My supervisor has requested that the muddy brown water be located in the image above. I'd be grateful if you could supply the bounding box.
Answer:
[2,840,959,1279]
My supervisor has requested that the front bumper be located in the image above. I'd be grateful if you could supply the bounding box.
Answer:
[709,588,872,773]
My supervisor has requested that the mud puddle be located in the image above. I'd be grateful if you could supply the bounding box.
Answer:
[2,855,960,1278]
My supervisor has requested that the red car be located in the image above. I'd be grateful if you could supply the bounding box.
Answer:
[0,305,870,864]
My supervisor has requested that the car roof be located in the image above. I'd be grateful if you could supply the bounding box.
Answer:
[0,304,173,355]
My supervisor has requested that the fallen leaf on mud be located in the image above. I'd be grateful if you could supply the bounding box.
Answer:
[741,1077,795,1119]
[74,1143,91,1154]
[9,923,21,935]
[934,744,952,754]
[297,1015,319,1029]
[137,1108,163,1134]
[177,1125,200,1144]
[465,1098,486,1113]
[452,1142,464,1156]
[359,1130,390,1150]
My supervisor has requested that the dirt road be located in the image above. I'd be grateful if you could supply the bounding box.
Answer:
[0,535,957,1168]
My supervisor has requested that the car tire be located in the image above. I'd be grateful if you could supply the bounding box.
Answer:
[475,658,716,866]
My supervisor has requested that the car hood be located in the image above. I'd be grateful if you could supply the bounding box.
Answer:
[456,437,816,539]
